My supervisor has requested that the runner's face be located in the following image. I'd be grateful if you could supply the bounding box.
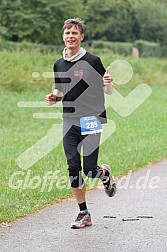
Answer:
[63,26,84,50]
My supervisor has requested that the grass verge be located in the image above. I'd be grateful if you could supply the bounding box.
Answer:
[0,85,167,223]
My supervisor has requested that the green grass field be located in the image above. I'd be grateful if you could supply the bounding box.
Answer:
[0,50,167,223]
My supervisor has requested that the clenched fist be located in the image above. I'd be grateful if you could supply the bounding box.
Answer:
[45,93,57,106]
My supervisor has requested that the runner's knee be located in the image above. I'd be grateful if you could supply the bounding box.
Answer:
[83,165,102,179]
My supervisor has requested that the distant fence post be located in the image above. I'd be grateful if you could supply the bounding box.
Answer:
[132,47,139,58]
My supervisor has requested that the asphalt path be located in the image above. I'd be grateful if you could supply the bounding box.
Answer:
[0,159,167,252]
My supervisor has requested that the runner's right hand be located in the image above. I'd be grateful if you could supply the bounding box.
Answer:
[45,93,57,106]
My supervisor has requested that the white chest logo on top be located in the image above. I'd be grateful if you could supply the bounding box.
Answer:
[74,70,83,79]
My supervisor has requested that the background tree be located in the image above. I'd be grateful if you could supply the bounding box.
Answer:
[0,0,83,44]
[1,0,167,45]
[133,0,167,44]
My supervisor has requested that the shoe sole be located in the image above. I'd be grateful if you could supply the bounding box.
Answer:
[105,182,116,197]
[70,221,92,229]
[101,164,117,197]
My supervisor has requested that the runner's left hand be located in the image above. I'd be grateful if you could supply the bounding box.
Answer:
[103,66,113,85]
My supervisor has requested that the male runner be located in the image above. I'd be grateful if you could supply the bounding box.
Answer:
[45,18,116,229]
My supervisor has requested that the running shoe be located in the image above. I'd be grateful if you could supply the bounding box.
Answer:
[70,210,92,229]
[101,164,116,197]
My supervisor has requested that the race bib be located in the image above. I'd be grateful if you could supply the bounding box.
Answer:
[80,116,103,135]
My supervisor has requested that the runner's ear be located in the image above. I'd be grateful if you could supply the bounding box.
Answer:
[81,33,84,41]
